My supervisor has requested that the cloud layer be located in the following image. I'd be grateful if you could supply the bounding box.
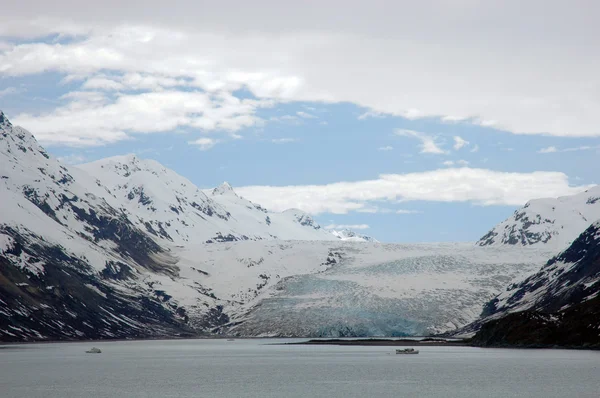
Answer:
[1,2,600,141]
[237,167,592,214]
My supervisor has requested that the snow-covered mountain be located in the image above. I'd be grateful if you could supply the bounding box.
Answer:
[0,110,553,341]
[0,111,195,340]
[470,219,600,347]
[330,229,378,242]
[477,186,600,248]
[78,156,337,244]
[483,218,600,317]
[0,110,340,341]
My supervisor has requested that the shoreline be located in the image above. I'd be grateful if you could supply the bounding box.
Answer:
[283,338,468,347]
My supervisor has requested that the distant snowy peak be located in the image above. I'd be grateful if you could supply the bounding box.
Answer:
[477,186,600,248]
[1,114,51,162]
[0,110,11,128]
[331,229,378,242]
[80,156,337,243]
[212,182,236,196]
[282,209,322,230]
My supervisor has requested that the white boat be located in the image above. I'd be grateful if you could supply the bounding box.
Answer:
[85,347,102,354]
[396,348,419,354]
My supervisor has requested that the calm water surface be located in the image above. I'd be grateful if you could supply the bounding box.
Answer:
[1,339,599,397]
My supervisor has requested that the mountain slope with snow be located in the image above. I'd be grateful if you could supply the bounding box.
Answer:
[482,219,600,317]
[78,156,338,244]
[0,111,194,341]
[470,219,600,348]
[477,186,600,249]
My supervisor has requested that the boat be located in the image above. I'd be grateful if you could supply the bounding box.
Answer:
[396,348,419,354]
[85,347,102,354]
[227,339,235,341]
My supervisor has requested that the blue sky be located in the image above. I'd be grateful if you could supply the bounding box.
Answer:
[1,3,599,242]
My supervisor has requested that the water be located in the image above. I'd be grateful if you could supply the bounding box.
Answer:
[1,339,599,397]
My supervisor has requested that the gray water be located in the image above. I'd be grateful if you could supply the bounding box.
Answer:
[1,339,599,397]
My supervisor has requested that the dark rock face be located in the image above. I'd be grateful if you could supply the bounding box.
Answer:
[471,295,600,349]
[295,213,321,229]
[0,227,193,342]
[205,233,249,243]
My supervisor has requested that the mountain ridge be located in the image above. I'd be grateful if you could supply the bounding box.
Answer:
[477,186,600,249]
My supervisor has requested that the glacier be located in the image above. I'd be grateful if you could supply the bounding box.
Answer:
[180,241,553,337]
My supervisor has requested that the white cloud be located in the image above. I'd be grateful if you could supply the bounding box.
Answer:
[81,76,125,91]
[189,137,217,151]
[396,209,422,214]
[236,168,593,214]
[2,3,600,137]
[271,138,298,143]
[296,111,316,119]
[356,206,394,214]
[377,145,393,151]
[470,144,480,153]
[0,87,20,97]
[538,145,600,154]
[325,224,370,230]
[13,90,269,146]
[453,136,469,150]
[394,129,446,154]
[443,159,469,167]
[270,115,301,125]
[358,110,386,120]
[538,146,558,153]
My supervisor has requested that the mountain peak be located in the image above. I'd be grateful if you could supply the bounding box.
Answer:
[478,184,600,247]
[110,153,139,165]
[212,181,236,196]
[0,110,11,128]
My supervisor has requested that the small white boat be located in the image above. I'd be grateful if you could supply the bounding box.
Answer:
[85,347,102,354]
[396,348,419,354]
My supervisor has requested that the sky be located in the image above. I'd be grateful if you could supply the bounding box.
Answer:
[1,1,599,242]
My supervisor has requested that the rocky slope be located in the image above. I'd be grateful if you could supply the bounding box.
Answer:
[470,295,600,349]
[0,111,194,341]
